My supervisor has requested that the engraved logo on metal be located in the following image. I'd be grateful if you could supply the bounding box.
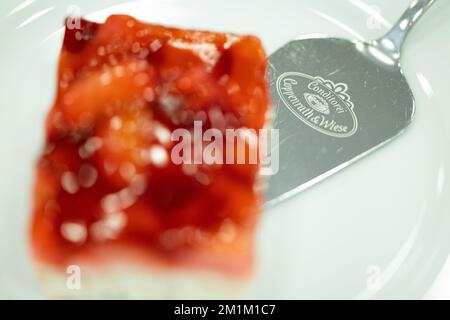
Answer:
[276,72,358,138]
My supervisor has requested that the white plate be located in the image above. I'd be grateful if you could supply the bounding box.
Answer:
[1,0,450,299]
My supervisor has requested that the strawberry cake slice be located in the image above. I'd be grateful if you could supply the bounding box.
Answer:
[30,15,270,298]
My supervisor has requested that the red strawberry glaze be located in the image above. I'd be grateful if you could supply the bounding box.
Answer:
[30,15,270,276]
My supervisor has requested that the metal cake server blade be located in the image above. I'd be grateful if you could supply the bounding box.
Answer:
[266,0,435,206]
